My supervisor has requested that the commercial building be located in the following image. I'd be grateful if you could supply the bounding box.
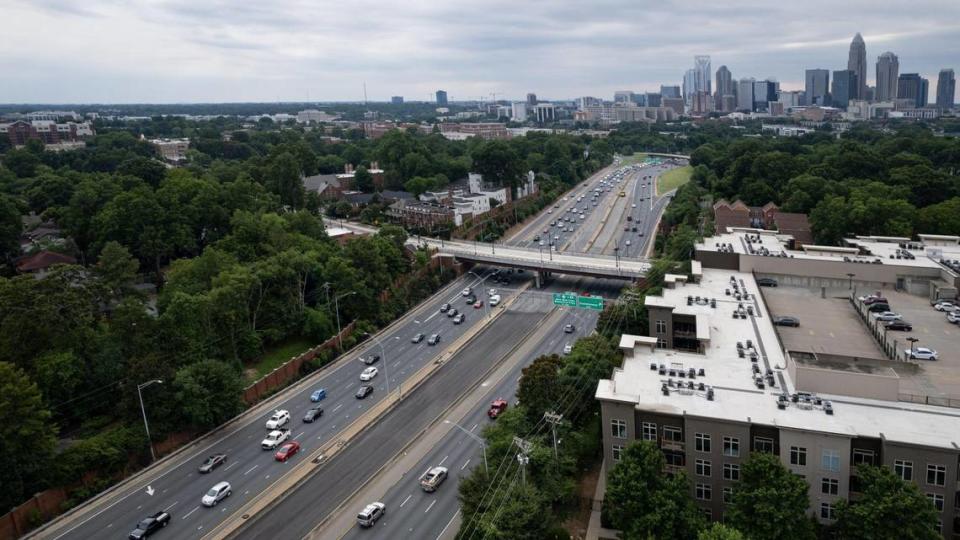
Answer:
[831,70,857,109]
[439,122,510,140]
[736,78,755,112]
[805,69,830,106]
[0,120,93,146]
[661,86,682,99]
[645,93,662,108]
[683,69,698,108]
[753,80,777,112]
[876,52,900,102]
[526,93,538,106]
[597,229,960,537]
[936,69,956,110]
[296,109,338,123]
[149,138,190,163]
[847,33,868,100]
[695,55,712,96]
[662,98,685,116]
[390,96,404,105]
[436,90,448,106]
[614,91,636,104]
[898,74,929,108]
[715,66,734,112]
[533,103,556,124]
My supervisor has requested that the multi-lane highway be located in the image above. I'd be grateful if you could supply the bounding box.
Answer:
[37,268,526,540]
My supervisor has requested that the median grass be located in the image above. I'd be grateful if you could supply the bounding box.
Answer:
[249,336,315,380]
[620,152,648,165]
[657,165,692,194]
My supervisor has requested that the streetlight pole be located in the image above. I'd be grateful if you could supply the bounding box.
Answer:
[906,337,919,360]
[334,291,357,351]
[137,379,163,462]
[846,273,855,290]
[369,334,395,399]
[444,420,488,475]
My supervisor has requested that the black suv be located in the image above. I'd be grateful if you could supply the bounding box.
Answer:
[364,354,380,365]
[129,511,171,539]
[303,406,323,423]
[355,385,374,399]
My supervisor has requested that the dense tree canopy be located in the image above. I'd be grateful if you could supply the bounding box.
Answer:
[833,464,940,540]
[726,452,815,540]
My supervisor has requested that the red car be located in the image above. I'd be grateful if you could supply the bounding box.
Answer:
[275,441,301,462]
[473,300,484,309]
[488,399,508,419]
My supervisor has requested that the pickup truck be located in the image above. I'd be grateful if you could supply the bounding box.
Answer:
[265,410,290,430]
[261,429,291,450]
[488,399,508,419]
[419,466,448,492]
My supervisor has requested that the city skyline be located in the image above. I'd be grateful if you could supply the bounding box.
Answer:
[1,0,959,103]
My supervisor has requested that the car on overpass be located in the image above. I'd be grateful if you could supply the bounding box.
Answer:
[773,316,800,327]
[128,510,171,539]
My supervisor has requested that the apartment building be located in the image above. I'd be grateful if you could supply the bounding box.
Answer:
[0,120,94,146]
[597,246,960,537]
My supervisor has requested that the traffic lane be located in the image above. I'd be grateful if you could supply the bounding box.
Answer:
[561,177,629,254]
[233,306,551,540]
[351,310,600,540]
[51,271,505,540]
[620,188,673,258]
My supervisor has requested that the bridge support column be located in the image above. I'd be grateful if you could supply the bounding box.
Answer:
[535,270,551,289]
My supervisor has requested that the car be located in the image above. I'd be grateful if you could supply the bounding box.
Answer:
[872,311,902,322]
[201,481,231,507]
[363,354,380,365]
[461,288,472,297]
[906,347,938,361]
[261,429,291,450]
[860,295,888,305]
[128,511,171,539]
[473,300,484,309]
[489,295,501,306]
[198,453,227,474]
[357,502,386,528]
[933,301,957,312]
[420,466,449,492]
[360,366,378,381]
[563,343,573,355]
[639,232,645,237]
[631,203,637,208]
[631,226,638,232]
[947,311,960,324]
[533,235,540,242]
[756,277,778,287]
[411,332,426,344]
[355,385,374,399]
[867,303,891,313]
[488,288,497,296]
[488,398,508,419]
[274,441,301,462]
[465,295,477,304]
[303,406,323,423]
[773,316,800,327]
[625,240,632,246]
[626,215,633,222]
[564,324,575,333]
[884,320,913,331]
[547,209,552,214]
[440,303,450,313]
[265,410,290,430]
[427,333,441,345]
[624,226,630,232]
[310,388,327,402]
[453,313,465,324]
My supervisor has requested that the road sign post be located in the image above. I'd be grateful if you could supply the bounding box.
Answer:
[552,292,578,307]
[577,295,604,311]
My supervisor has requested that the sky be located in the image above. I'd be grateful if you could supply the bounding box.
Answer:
[1,0,959,104]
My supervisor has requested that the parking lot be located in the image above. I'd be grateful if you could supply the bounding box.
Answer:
[760,285,960,401]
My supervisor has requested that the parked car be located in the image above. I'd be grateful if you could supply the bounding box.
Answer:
[867,303,891,313]
[201,482,231,507]
[198,454,227,474]
[357,502,385,528]
[427,333,441,345]
[906,347,938,361]
[363,354,380,365]
[860,295,888,305]
[453,313,465,324]
[411,333,425,343]
[310,388,327,402]
[773,316,800,327]
[934,301,957,312]
[883,320,913,331]
[355,385,374,399]
[872,311,902,322]
[274,441,301,462]
[947,311,960,324]
[128,511,171,539]
[756,277,778,287]
[303,406,323,423]
[265,410,290,430]
[360,366,379,381]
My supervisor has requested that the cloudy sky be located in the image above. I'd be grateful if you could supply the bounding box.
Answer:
[2,0,959,104]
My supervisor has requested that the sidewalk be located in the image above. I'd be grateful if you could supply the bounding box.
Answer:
[585,459,620,540]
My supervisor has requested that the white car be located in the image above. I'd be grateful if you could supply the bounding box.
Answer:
[489,295,501,306]
[906,347,938,361]
[631,204,637,208]
[625,240,632,246]
[947,311,960,324]
[357,502,385,528]
[488,288,497,296]
[360,366,379,381]
[202,481,231,507]
[934,302,957,312]
[265,410,290,430]
[461,288,472,297]
[563,344,573,355]
[872,311,902,322]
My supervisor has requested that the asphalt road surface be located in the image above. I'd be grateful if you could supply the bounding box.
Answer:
[40,267,525,540]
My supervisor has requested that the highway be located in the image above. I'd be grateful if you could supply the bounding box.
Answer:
[36,267,525,540]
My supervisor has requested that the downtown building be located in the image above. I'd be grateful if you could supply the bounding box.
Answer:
[876,52,900,102]
[936,69,956,111]
[598,229,960,538]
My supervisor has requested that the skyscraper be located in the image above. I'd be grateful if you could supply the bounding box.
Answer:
[805,69,830,105]
[737,78,755,112]
[715,65,734,111]
[526,93,538,106]
[435,90,448,106]
[847,33,867,100]
[753,79,777,112]
[897,73,928,107]
[683,68,697,107]
[694,55,712,95]
[936,69,956,110]
[831,70,857,109]
[875,52,899,101]
[660,85,681,99]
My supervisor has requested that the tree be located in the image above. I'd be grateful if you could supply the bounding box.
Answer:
[404,175,435,197]
[916,197,960,236]
[726,452,815,540]
[117,156,167,187]
[0,362,58,511]
[516,354,564,424]
[172,359,245,429]
[473,140,522,189]
[604,440,705,539]
[2,148,42,177]
[353,165,374,192]
[0,193,21,262]
[96,241,140,298]
[698,523,745,540]
[833,464,940,540]
[264,152,304,209]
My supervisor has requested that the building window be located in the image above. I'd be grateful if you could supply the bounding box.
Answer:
[821,478,839,495]
[611,419,627,439]
[663,426,683,442]
[641,422,657,441]
[696,459,712,477]
[852,449,874,466]
[701,508,712,521]
[656,337,668,349]
[926,464,946,487]
[820,502,835,520]
[894,460,913,481]
[696,483,712,501]
[753,437,774,453]
[722,487,734,503]
[821,449,840,472]
[722,437,740,457]
[656,320,667,334]
[926,493,944,512]
[695,433,711,453]
[723,463,740,481]
[612,445,624,462]
[790,446,807,467]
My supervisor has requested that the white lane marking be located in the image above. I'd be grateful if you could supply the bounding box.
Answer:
[400,494,412,508]
[163,501,178,511]
[332,404,343,413]
[243,465,258,476]
[224,461,238,471]
[470,424,478,432]
[182,506,200,520]
[425,500,437,513]
[461,459,471,471]
[439,455,449,466]
[294,432,303,440]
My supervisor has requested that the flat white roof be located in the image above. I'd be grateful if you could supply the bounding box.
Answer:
[597,268,960,451]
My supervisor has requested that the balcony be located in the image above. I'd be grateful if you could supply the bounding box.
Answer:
[664,464,684,475]
[661,440,685,452]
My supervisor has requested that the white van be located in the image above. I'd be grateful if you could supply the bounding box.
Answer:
[489,295,501,307]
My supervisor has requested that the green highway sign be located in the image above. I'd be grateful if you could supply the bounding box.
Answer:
[577,295,604,310]
[552,292,578,307]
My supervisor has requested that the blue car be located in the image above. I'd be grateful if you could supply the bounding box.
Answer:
[310,388,327,402]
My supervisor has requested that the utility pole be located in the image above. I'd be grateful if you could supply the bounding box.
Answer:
[543,411,563,462]
[513,436,532,487]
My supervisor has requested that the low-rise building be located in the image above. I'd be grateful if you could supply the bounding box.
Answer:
[0,120,94,146]
[149,138,190,164]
